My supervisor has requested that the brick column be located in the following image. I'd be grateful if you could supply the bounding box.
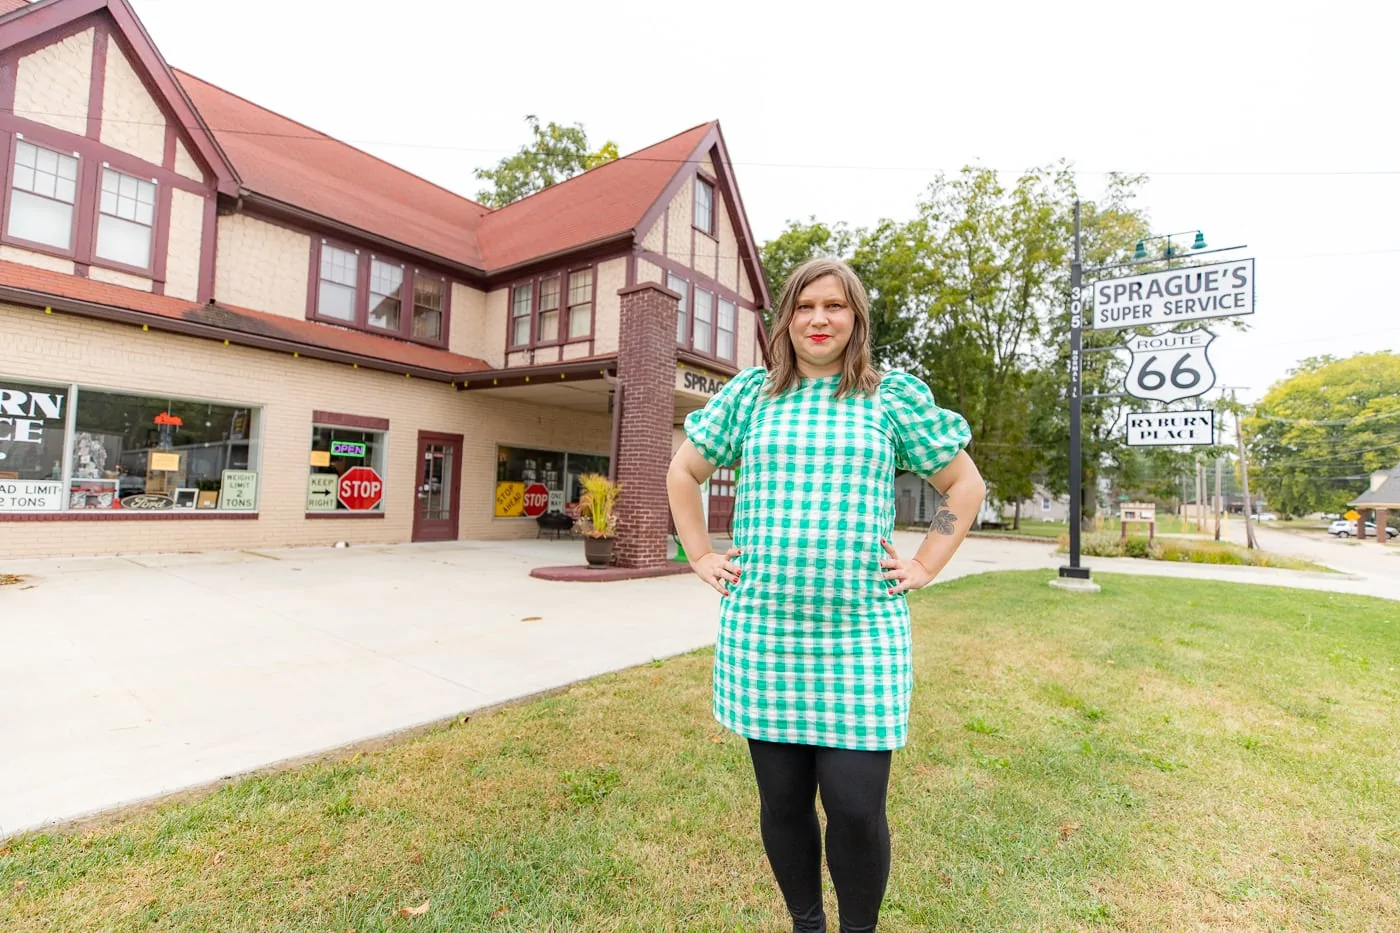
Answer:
[613,282,680,568]
[1378,509,1391,545]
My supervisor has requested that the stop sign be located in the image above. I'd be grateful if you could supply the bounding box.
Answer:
[338,466,383,511]
[522,483,550,517]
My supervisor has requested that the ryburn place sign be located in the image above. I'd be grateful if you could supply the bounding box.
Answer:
[1122,328,1217,404]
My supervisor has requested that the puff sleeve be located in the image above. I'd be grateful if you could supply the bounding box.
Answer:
[683,366,767,467]
[880,370,972,478]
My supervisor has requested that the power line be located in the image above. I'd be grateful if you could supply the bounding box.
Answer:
[7,107,1400,177]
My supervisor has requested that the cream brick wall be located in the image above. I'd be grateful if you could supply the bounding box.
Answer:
[641,217,664,253]
[89,267,152,291]
[506,350,531,368]
[738,307,757,368]
[635,258,661,284]
[100,41,166,165]
[0,302,613,558]
[716,194,739,291]
[14,28,92,135]
[173,138,201,182]
[740,273,754,304]
[447,282,493,365]
[0,246,75,274]
[164,188,204,301]
[561,342,591,361]
[590,257,626,355]
[475,288,508,368]
[214,214,311,320]
[694,228,718,281]
[665,177,693,266]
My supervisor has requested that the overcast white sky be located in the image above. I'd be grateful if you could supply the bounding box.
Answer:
[131,0,1397,403]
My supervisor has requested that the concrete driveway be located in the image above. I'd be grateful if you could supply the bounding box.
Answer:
[1,529,1393,839]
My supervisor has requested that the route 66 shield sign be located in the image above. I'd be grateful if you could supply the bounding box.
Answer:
[1122,328,1217,404]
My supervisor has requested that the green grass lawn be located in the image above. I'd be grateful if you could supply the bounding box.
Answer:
[3,573,1398,931]
[971,519,1066,538]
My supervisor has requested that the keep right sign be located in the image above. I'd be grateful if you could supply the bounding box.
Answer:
[1092,258,1254,330]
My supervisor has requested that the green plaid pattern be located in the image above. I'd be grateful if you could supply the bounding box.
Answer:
[685,368,971,750]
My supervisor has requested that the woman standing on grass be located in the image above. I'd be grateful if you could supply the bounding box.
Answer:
[667,257,985,933]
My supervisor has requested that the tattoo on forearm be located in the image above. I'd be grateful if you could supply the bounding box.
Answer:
[929,487,958,536]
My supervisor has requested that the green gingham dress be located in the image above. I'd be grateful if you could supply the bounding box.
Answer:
[685,368,971,751]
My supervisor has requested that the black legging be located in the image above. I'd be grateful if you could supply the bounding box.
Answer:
[747,738,892,933]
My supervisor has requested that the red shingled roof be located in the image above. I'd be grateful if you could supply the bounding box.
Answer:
[0,1,31,17]
[478,122,714,271]
[0,260,491,377]
[175,70,490,270]
[173,71,713,275]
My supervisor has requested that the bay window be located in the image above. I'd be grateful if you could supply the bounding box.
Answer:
[309,241,451,346]
[505,264,597,351]
[94,167,156,269]
[8,140,78,251]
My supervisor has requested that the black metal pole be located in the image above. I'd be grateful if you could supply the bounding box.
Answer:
[1060,200,1091,581]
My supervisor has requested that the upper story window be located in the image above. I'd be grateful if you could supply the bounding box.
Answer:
[694,176,715,235]
[717,298,736,360]
[671,273,737,365]
[692,287,714,354]
[568,269,593,339]
[669,271,688,343]
[309,240,451,347]
[317,244,358,322]
[9,141,78,251]
[95,167,156,268]
[506,266,596,351]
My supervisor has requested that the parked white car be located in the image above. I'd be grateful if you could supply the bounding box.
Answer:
[1329,519,1398,539]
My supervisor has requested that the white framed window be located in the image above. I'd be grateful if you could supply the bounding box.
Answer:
[567,268,593,338]
[8,140,78,250]
[538,276,560,342]
[413,275,445,341]
[1042,497,1052,512]
[693,287,714,354]
[317,244,359,322]
[308,425,386,513]
[368,258,404,331]
[717,298,736,361]
[510,284,533,346]
[669,272,689,344]
[694,176,714,235]
[94,167,156,268]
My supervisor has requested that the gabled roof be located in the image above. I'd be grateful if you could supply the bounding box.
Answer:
[0,261,491,380]
[175,70,490,271]
[0,0,238,194]
[479,123,714,271]
[1353,463,1400,508]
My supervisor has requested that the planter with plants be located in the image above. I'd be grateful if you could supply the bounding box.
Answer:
[574,473,621,567]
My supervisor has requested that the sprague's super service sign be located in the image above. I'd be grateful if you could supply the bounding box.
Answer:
[1090,258,1254,331]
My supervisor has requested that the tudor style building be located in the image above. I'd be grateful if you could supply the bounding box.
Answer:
[0,0,770,563]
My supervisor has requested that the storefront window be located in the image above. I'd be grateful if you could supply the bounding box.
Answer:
[0,379,69,512]
[494,446,609,518]
[307,425,386,512]
[70,391,259,511]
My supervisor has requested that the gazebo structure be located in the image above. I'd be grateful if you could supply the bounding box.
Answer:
[1350,463,1400,544]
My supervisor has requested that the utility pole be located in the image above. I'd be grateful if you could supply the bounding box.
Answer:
[1057,200,1092,587]
[1231,393,1258,549]
[1214,456,1223,541]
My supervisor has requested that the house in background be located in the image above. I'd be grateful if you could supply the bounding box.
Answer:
[1350,462,1400,541]
[0,0,769,564]
[1001,483,1070,524]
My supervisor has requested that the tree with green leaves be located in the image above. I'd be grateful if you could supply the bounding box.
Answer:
[1245,352,1400,517]
[474,116,619,209]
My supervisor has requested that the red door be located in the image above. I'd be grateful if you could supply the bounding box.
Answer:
[708,466,736,534]
[411,431,462,542]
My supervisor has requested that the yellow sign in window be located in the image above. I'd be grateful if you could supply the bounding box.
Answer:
[495,481,525,517]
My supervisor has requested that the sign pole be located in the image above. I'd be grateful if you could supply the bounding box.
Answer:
[1059,200,1091,584]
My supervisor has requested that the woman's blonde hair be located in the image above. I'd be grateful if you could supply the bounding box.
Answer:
[766,257,880,398]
